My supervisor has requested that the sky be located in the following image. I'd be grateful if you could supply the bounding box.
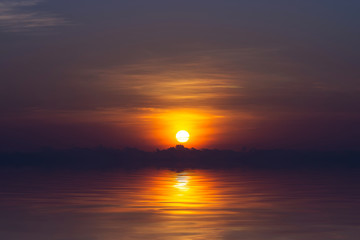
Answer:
[0,0,359,151]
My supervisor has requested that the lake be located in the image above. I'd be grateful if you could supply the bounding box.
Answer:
[0,168,359,240]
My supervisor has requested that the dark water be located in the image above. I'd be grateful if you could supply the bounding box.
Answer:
[0,168,359,240]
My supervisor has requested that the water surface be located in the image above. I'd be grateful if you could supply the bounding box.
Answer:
[0,169,359,240]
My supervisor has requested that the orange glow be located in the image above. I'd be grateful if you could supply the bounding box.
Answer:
[138,108,225,148]
[25,107,257,150]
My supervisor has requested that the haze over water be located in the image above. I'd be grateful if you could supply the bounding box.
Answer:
[0,168,359,240]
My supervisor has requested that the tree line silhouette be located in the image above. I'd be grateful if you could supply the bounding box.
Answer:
[0,145,359,170]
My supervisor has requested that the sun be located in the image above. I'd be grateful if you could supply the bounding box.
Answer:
[176,130,190,143]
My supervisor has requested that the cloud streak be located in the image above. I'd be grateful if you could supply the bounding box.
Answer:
[89,47,358,114]
[90,48,280,109]
[0,0,67,32]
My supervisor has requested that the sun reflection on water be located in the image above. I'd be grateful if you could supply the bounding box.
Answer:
[129,170,221,216]
[174,174,190,192]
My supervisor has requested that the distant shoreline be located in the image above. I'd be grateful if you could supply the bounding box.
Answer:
[0,145,359,170]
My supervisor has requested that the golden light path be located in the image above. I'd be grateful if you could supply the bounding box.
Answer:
[118,170,266,239]
[54,170,268,239]
[128,170,222,215]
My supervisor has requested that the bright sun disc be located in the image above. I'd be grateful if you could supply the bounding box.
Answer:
[176,130,190,143]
